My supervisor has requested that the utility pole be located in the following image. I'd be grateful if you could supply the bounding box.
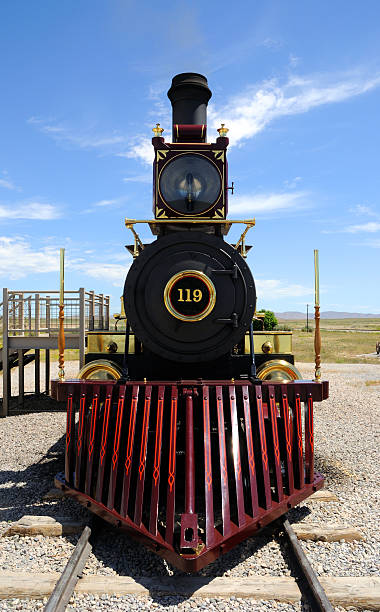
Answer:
[306,303,309,332]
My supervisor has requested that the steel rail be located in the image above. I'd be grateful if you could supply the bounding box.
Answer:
[44,525,92,612]
[282,518,334,612]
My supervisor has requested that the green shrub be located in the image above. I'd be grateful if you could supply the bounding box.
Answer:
[254,309,278,331]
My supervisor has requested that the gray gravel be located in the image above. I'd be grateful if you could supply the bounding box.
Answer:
[0,362,379,611]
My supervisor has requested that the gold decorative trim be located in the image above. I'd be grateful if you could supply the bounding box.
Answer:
[77,359,122,381]
[155,207,168,218]
[213,150,224,161]
[256,360,302,382]
[156,150,169,161]
[163,270,216,322]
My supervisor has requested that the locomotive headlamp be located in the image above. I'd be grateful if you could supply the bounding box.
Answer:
[159,153,222,215]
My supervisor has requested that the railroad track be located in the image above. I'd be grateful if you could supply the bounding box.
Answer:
[40,515,335,612]
[0,508,378,610]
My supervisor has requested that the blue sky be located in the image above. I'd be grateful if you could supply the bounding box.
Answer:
[1,0,379,314]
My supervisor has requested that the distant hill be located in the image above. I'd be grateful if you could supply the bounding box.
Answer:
[276,311,380,320]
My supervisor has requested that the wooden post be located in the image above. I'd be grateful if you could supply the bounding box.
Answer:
[45,349,50,394]
[1,288,9,417]
[104,295,110,331]
[314,250,321,381]
[11,292,16,335]
[46,296,51,336]
[18,349,24,406]
[19,293,24,334]
[35,294,40,394]
[35,349,40,395]
[79,288,85,369]
[99,293,104,330]
[28,296,32,334]
[89,291,95,331]
[58,249,65,381]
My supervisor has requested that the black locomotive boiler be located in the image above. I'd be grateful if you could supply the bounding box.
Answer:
[52,73,329,572]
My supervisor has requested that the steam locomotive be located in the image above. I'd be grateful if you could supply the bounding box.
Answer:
[52,73,329,572]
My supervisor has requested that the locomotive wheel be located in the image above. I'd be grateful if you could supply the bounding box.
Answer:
[77,359,122,380]
[256,359,302,381]
[124,231,256,363]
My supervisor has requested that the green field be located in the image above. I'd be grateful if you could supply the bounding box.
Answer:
[280,318,380,364]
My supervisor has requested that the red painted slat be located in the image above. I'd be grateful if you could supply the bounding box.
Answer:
[149,385,165,535]
[280,385,294,495]
[165,386,178,545]
[242,385,259,517]
[229,385,246,527]
[107,384,126,510]
[74,388,87,490]
[304,393,314,484]
[293,391,305,489]
[85,385,100,496]
[65,388,75,485]
[120,385,140,518]
[254,385,272,510]
[216,385,231,536]
[95,385,114,502]
[268,385,284,502]
[202,385,215,546]
[134,385,152,526]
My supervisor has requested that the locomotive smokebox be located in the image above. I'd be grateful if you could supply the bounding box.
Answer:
[168,73,212,141]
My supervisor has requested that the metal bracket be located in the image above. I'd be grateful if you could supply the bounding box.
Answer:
[125,221,145,258]
[211,264,238,279]
[234,221,255,259]
[215,312,238,328]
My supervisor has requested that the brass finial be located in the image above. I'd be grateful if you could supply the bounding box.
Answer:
[152,123,164,136]
[217,123,229,137]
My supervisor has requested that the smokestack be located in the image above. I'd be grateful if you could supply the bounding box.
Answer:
[167,73,212,141]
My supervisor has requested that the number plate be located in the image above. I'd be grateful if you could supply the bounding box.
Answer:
[164,270,216,322]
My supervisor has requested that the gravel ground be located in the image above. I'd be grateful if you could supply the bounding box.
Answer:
[0,361,379,611]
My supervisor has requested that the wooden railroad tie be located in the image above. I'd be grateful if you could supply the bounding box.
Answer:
[2,515,361,542]
[0,573,378,609]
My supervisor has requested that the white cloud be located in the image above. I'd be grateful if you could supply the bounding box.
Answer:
[28,117,126,151]
[344,222,380,233]
[0,236,130,286]
[118,138,154,166]
[71,261,129,287]
[0,237,59,279]
[123,173,152,183]
[208,71,380,147]
[256,278,313,299]
[229,191,308,215]
[93,199,121,207]
[0,201,61,220]
[349,204,378,217]
[0,178,16,190]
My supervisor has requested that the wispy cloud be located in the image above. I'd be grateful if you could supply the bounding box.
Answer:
[0,201,61,220]
[344,222,380,233]
[0,178,16,190]
[123,173,152,184]
[0,171,21,191]
[70,260,129,287]
[118,138,154,166]
[28,117,127,152]
[81,196,128,214]
[208,70,380,147]
[229,190,308,215]
[0,237,59,279]
[256,279,313,300]
[349,204,379,217]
